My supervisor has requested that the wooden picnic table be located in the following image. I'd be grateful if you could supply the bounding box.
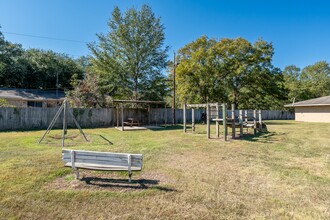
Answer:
[124,118,141,127]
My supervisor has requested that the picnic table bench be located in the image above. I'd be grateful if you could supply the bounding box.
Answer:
[123,118,141,127]
[62,149,143,182]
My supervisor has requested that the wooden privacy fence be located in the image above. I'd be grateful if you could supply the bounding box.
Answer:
[0,107,294,130]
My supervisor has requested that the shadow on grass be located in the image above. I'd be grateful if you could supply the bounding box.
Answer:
[81,177,177,192]
[148,125,183,131]
[265,120,294,125]
[241,131,286,143]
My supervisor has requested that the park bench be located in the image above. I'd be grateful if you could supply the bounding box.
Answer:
[62,149,143,182]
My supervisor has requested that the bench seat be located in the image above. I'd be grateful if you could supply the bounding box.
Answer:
[64,162,142,171]
[62,149,143,182]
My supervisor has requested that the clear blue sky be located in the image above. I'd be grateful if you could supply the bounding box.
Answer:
[0,0,330,69]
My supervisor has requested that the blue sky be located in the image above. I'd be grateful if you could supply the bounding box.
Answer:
[0,0,329,69]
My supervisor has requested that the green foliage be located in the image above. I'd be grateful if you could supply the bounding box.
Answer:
[88,5,169,101]
[283,61,330,103]
[0,29,84,89]
[67,73,108,108]
[0,98,12,107]
[176,36,286,109]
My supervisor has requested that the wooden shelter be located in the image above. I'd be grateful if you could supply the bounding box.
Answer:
[113,100,167,131]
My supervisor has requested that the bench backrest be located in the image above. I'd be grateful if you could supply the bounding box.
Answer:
[62,149,143,168]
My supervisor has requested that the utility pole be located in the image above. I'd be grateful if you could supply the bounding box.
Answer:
[56,71,59,98]
[173,52,176,125]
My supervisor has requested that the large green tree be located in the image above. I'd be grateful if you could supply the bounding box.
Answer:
[300,61,330,99]
[88,5,169,101]
[176,36,286,109]
[0,29,84,90]
[0,30,25,87]
[283,61,330,103]
[176,36,220,104]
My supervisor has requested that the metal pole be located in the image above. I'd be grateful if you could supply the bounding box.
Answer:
[68,109,88,142]
[56,71,59,98]
[38,102,64,143]
[207,104,211,139]
[173,52,176,125]
[62,100,67,147]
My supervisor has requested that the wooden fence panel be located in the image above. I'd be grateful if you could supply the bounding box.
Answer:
[0,107,294,131]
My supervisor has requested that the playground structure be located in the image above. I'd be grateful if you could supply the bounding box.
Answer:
[183,102,265,141]
[38,99,88,147]
[113,100,168,131]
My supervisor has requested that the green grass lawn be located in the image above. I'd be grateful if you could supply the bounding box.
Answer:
[0,121,329,219]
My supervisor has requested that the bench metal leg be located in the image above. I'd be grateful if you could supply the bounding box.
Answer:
[74,168,79,179]
[128,173,132,183]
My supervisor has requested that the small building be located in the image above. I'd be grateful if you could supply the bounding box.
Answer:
[0,88,65,108]
[284,96,330,122]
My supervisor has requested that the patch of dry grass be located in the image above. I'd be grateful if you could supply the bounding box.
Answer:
[0,121,329,219]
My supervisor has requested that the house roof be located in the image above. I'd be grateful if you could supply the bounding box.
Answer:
[0,88,65,101]
[284,95,330,107]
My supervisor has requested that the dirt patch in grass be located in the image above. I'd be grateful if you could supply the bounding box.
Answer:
[44,170,175,192]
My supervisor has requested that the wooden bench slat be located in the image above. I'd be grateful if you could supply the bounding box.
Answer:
[62,155,142,166]
[62,154,142,161]
[64,162,142,171]
[62,150,142,158]
[62,158,142,167]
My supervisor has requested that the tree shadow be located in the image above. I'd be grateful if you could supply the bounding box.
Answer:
[80,177,177,192]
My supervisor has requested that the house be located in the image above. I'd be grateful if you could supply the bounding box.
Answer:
[284,96,330,122]
[0,88,65,108]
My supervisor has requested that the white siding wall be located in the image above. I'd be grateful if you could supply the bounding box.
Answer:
[295,106,330,122]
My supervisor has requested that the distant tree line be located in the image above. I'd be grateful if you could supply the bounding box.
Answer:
[1,5,330,109]
[0,30,84,90]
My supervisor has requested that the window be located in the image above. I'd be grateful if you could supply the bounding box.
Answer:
[27,101,43,108]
